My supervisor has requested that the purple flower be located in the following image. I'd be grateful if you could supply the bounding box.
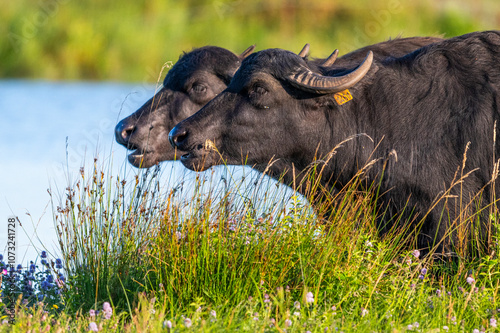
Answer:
[41,251,47,259]
[264,293,270,303]
[41,259,47,266]
[491,318,497,328]
[103,302,112,319]
[163,320,172,329]
[466,276,475,285]
[29,264,36,273]
[412,250,420,259]
[16,264,22,272]
[89,309,95,317]
[0,254,3,261]
[421,268,427,275]
[436,289,441,297]
[184,317,192,328]
[285,319,292,327]
[306,292,314,304]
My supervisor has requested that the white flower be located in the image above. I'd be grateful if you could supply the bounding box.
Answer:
[305,292,314,304]
[285,319,292,327]
[293,311,300,317]
[365,240,373,247]
[163,320,172,329]
[407,324,414,330]
[412,250,420,258]
[88,322,99,332]
[184,317,192,328]
[472,329,480,333]
[442,326,449,331]
[361,308,368,317]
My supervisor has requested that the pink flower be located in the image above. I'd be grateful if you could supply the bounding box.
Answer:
[466,276,475,285]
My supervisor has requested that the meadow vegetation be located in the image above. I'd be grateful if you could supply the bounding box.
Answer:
[2,154,500,331]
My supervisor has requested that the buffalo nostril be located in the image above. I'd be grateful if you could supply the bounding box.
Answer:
[115,121,136,145]
[169,127,188,148]
[121,126,135,141]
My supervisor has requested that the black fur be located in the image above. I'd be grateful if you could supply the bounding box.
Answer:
[116,38,441,168]
[171,31,500,254]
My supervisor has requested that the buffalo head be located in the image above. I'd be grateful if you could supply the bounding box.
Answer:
[115,45,255,168]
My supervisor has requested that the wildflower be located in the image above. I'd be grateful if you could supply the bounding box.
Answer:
[41,259,47,266]
[41,251,47,258]
[88,322,99,332]
[2,319,8,325]
[361,308,368,317]
[365,240,373,248]
[466,276,475,285]
[16,264,22,272]
[184,317,192,328]
[264,293,270,303]
[413,322,419,328]
[472,329,480,333]
[89,309,95,317]
[306,292,314,304]
[412,250,420,258]
[442,326,449,331]
[29,263,36,273]
[163,320,172,329]
[0,255,2,261]
[491,318,497,328]
[253,312,259,321]
[447,291,452,296]
[210,310,216,318]
[436,289,441,297]
[407,324,414,330]
[53,304,58,309]
[285,318,292,327]
[294,301,300,309]
[55,258,63,269]
[293,311,300,317]
[103,302,112,319]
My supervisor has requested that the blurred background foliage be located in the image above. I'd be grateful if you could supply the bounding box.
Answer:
[1,0,499,81]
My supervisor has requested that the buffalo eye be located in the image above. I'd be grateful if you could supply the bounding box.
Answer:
[191,83,207,94]
[249,85,268,98]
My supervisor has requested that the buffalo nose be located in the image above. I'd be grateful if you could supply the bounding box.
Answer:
[115,120,136,145]
[169,126,188,149]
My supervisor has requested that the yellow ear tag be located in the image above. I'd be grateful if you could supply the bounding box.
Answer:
[333,89,353,105]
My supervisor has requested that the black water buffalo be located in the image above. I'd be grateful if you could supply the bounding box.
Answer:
[170,31,500,254]
[115,37,441,168]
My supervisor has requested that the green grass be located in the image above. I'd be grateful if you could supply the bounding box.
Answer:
[2,153,500,332]
[1,0,499,81]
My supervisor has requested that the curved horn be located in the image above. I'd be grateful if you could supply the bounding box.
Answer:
[239,45,256,59]
[287,51,373,94]
[321,49,339,67]
[298,43,310,58]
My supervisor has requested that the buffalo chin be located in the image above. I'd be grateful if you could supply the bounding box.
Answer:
[127,149,156,168]
[180,150,219,172]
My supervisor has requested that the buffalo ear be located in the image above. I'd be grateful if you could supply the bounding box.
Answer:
[239,45,256,59]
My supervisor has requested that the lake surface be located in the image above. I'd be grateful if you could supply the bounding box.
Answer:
[0,80,295,265]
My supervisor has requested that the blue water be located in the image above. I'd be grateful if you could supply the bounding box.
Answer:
[0,80,295,265]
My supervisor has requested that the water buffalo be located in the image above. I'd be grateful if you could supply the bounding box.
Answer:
[115,37,441,168]
[169,31,500,254]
